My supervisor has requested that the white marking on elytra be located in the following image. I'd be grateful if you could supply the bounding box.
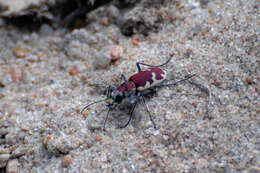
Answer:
[137,70,167,91]
[161,70,167,79]
[138,80,152,91]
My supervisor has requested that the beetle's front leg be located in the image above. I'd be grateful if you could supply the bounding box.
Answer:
[121,74,127,82]
[120,101,138,128]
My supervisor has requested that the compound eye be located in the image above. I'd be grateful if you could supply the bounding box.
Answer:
[110,85,116,91]
[107,85,116,98]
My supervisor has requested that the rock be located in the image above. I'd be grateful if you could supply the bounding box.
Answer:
[6,159,18,173]
[61,155,73,167]
[12,45,30,59]
[110,46,123,62]
[0,0,41,16]
[11,66,23,83]
[63,28,121,69]
[43,135,83,155]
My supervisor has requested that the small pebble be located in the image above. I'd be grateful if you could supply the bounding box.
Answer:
[21,126,30,132]
[11,66,23,82]
[95,136,103,143]
[163,135,169,141]
[100,17,110,26]
[69,66,80,76]
[246,77,254,85]
[12,46,29,59]
[171,150,177,155]
[109,46,123,62]
[212,78,221,86]
[29,149,34,155]
[61,155,73,167]
[169,51,174,57]
[6,159,18,173]
[192,103,198,107]
[169,15,175,22]
[132,38,139,46]
[89,90,95,95]
[86,64,93,71]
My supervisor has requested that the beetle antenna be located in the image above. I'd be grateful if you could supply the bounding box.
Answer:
[157,74,196,88]
[81,98,108,114]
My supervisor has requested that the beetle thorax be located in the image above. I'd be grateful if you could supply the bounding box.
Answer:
[117,81,136,94]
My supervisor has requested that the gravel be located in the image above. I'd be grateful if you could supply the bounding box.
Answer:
[0,0,259,172]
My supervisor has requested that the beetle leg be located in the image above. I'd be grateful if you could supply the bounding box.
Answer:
[103,108,111,131]
[121,74,127,82]
[141,88,157,97]
[136,56,172,72]
[120,101,138,128]
[136,62,142,72]
[140,94,157,130]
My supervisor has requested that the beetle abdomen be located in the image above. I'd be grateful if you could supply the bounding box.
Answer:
[129,67,167,91]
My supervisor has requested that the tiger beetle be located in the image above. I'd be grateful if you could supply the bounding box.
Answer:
[81,54,210,131]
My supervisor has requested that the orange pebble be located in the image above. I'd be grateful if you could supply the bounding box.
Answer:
[95,136,103,143]
[132,38,139,46]
[11,66,23,82]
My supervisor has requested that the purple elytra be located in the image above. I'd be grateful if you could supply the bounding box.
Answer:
[129,67,167,91]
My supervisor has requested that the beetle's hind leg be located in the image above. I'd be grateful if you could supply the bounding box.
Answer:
[140,94,157,130]
[136,56,172,72]
[141,88,157,97]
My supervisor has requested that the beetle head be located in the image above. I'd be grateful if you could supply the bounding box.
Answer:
[106,85,124,108]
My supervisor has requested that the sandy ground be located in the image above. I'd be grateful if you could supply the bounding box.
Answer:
[0,0,259,172]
